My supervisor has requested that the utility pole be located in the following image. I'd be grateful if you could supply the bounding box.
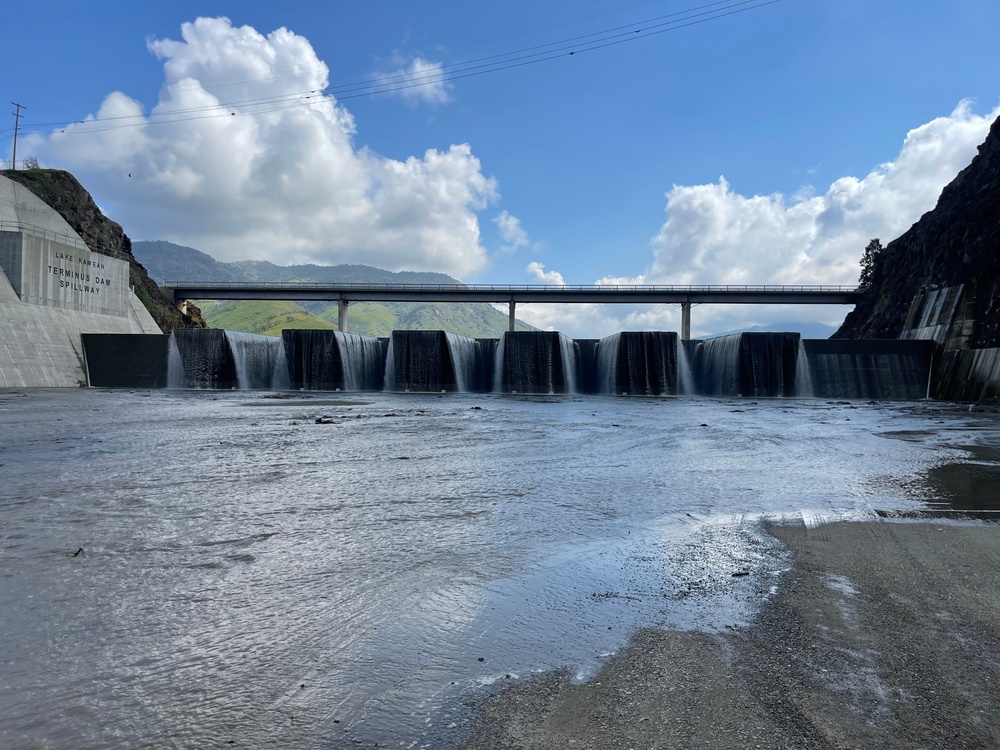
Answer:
[11,101,25,170]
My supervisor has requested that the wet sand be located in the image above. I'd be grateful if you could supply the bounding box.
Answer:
[463,519,1000,749]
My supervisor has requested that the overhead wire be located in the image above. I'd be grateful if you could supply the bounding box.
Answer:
[8,0,783,140]
[95,0,758,100]
[334,0,782,102]
[319,0,765,97]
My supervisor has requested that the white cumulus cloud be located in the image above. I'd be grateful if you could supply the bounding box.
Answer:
[32,17,495,276]
[526,261,566,286]
[647,100,999,289]
[514,101,1000,338]
[493,210,529,253]
[373,56,451,105]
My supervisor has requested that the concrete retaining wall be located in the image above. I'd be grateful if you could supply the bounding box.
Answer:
[83,334,170,388]
[0,262,158,387]
[0,298,143,387]
[803,339,934,400]
[901,284,1000,400]
[0,174,161,388]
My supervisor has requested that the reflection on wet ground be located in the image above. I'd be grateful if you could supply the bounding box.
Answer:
[1,390,999,748]
[924,462,1000,511]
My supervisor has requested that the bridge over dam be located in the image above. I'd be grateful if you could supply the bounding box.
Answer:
[162,282,863,339]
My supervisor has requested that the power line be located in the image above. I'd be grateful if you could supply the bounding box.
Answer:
[334,0,783,102]
[304,0,768,98]
[75,0,758,102]
[9,0,783,140]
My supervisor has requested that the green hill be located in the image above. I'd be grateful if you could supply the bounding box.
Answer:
[198,300,337,336]
[134,240,535,337]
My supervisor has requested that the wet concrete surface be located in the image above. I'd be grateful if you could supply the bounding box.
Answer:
[4,390,1000,748]
[925,462,1000,510]
[463,519,1000,749]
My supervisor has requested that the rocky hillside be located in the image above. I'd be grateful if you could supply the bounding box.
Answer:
[835,114,1000,340]
[0,169,203,332]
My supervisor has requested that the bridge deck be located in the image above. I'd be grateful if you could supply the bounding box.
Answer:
[163,282,861,305]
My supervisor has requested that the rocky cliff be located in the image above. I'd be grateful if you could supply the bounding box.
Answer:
[836,115,1000,340]
[834,114,1000,399]
[0,169,203,333]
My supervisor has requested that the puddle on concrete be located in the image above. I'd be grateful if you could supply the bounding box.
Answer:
[923,462,1000,511]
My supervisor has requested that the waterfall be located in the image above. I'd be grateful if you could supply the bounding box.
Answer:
[742,332,801,398]
[495,331,572,394]
[282,330,382,391]
[596,333,620,394]
[445,333,477,393]
[227,332,254,389]
[677,339,695,396]
[696,333,803,398]
[794,339,814,397]
[166,329,286,390]
[387,331,466,392]
[573,339,601,394]
[558,334,578,395]
[493,333,507,393]
[166,333,186,389]
[272,344,290,391]
[225,331,285,390]
[474,339,499,393]
[283,330,339,391]
[100,327,942,399]
[336,332,385,391]
[697,335,742,396]
[596,332,681,395]
[335,334,358,391]
[169,329,237,389]
[383,336,396,391]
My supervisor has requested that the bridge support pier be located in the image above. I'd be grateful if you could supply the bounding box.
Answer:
[681,301,691,341]
[508,300,516,332]
[338,300,349,332]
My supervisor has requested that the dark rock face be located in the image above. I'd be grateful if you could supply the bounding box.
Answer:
[0,169,202,333]
[835,115,1000,339]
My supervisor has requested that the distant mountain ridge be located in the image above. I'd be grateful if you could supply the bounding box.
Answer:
[133,240,534,338]
[134,240,460,286]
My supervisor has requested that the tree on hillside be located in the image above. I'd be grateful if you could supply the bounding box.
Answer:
[859,238,883,290]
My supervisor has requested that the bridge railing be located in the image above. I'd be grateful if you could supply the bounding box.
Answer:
[163,281,861,293]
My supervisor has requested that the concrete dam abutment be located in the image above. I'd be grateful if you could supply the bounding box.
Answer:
[0,176,161,387]
[81,329,935,400]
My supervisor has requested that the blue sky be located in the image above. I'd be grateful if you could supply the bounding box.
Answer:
[4,1,999,336]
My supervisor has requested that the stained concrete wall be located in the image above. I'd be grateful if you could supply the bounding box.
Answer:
[0,298,146,387]
[901,284,1000,399]
[0,177,132,314]
[0,178,80,234]
[0,174,161,387]
[24,234,129,315]
[0,232,131,316]
[0,262,158,387]
[83,334,169,388]
[803,339,934,400]
[0,257,20,303]
[936,347,1000,401]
